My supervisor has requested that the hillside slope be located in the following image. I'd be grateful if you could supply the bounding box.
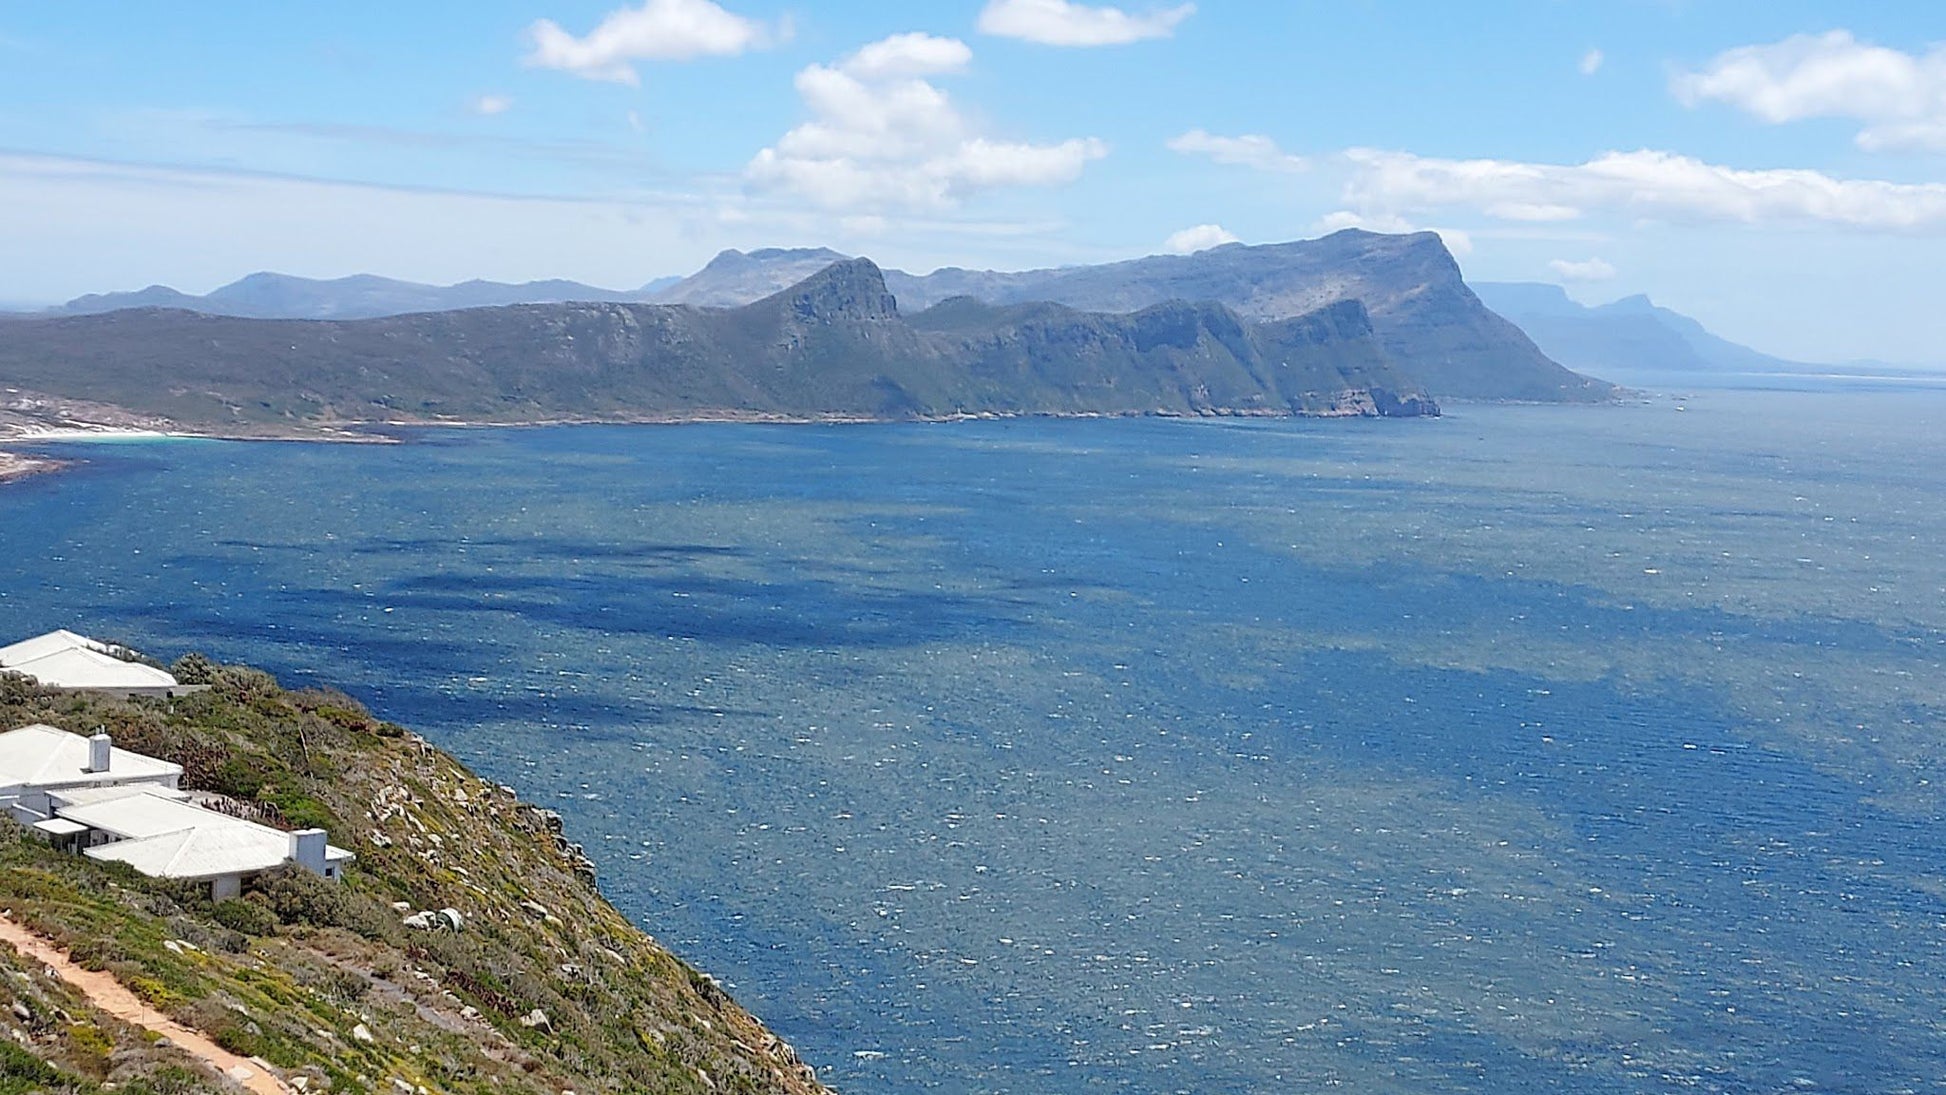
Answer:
[0,259,1436,434]
[0,662,829,1095]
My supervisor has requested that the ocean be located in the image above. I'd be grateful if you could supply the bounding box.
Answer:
[4,388,1944,1093]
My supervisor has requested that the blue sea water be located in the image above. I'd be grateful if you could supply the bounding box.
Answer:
[4,390,1946,1093]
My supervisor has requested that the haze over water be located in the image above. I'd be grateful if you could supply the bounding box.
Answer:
[5,389,1946,1093]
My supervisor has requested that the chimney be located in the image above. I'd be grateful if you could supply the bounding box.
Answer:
[85,732,111,774]
[289,828,329,876]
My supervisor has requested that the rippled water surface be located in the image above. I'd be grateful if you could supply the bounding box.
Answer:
[5,390,1946,1093]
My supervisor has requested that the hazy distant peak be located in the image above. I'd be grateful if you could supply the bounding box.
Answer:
[1598,293,1659,314]
[747,247,850,263]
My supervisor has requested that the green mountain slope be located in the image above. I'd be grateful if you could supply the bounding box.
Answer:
[0,663,830,1095]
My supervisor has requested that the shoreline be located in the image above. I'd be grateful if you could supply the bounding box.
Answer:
[0,399,1441,487]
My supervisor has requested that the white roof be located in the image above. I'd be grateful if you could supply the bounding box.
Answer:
[57,789,233,840]
[62,788,352,879]
[0,630,115,665]
[2,647,178,690]
[32,817,90,836]
[87,825,296,880]
[47,784,188,808]
[0,724,183,788]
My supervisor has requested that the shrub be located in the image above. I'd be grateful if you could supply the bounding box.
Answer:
[170,652,217,686]
[212,898,278,937]
[212,1023,264,1058]
[0,1040,74,1094]
[257,867,346,929]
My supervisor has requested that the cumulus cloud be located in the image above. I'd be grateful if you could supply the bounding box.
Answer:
[1162,223,1238,254]
[745,33,1108,210]
[1549,257,1616,281]
[524,0,782,84]
[470,94,514,116]
[1336,147,1946,231]
[978,0,1194,47]
[1579,48,1604,76]
[1166,129,1307,172]
[1672,30,1946,151]
[841,32,972,79]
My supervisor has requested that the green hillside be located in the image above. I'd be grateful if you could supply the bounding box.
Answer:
[0,664,829,1095]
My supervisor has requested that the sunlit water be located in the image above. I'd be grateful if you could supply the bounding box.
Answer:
[5,389,1945,1093]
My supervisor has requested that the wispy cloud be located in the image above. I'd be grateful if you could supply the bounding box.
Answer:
[1579,48,1604,76]
[1166,129,1307,172]
[470,94,514,117]
[1332,147,1946,231]
[745,33,1107,210]
[207,117,665,174]
[0,151,1075,301]
[977,0,1193,47]
[1672,30,1946,152]
[1549,257,1616,281]
[524,0,785,85]
[1161,223,1237,254]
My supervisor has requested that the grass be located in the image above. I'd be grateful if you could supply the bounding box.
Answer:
[0,664,829,1094]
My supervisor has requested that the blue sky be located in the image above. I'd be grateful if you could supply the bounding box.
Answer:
[2,1,1943,365]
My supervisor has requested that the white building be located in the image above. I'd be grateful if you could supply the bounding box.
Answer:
[0,630,197,697]
[0,723,183,822]
[0,724,352,898]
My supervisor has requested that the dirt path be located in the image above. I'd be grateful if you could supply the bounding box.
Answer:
[0,914,291,1095]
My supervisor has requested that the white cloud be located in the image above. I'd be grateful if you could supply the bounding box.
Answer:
[524,0,782,85]
[1672,30,1946,151]
[1549,257,1616,281]
[1166,129,1307,173]
[0,152,720,297]
[470,94,514,116]
[977,0,1194,47]
[1579,48,1604,76]
[841,32,971,79]
[1161,223,1238,254]
[746,34,1108,210]
[1337,147,1946,231]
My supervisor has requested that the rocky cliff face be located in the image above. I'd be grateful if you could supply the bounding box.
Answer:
[655,248,856,308]
[646,232,1609,403]
[885,231,1613,403]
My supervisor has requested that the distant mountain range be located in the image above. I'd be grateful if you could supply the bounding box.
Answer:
[0,259,1438,434]
[669,233,1611,404]
[1470,282,1811,376]
[44,272,683,321]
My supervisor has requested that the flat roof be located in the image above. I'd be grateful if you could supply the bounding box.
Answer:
[57,789,234,840]
[48,783,188,808]
[31,817,89,836]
